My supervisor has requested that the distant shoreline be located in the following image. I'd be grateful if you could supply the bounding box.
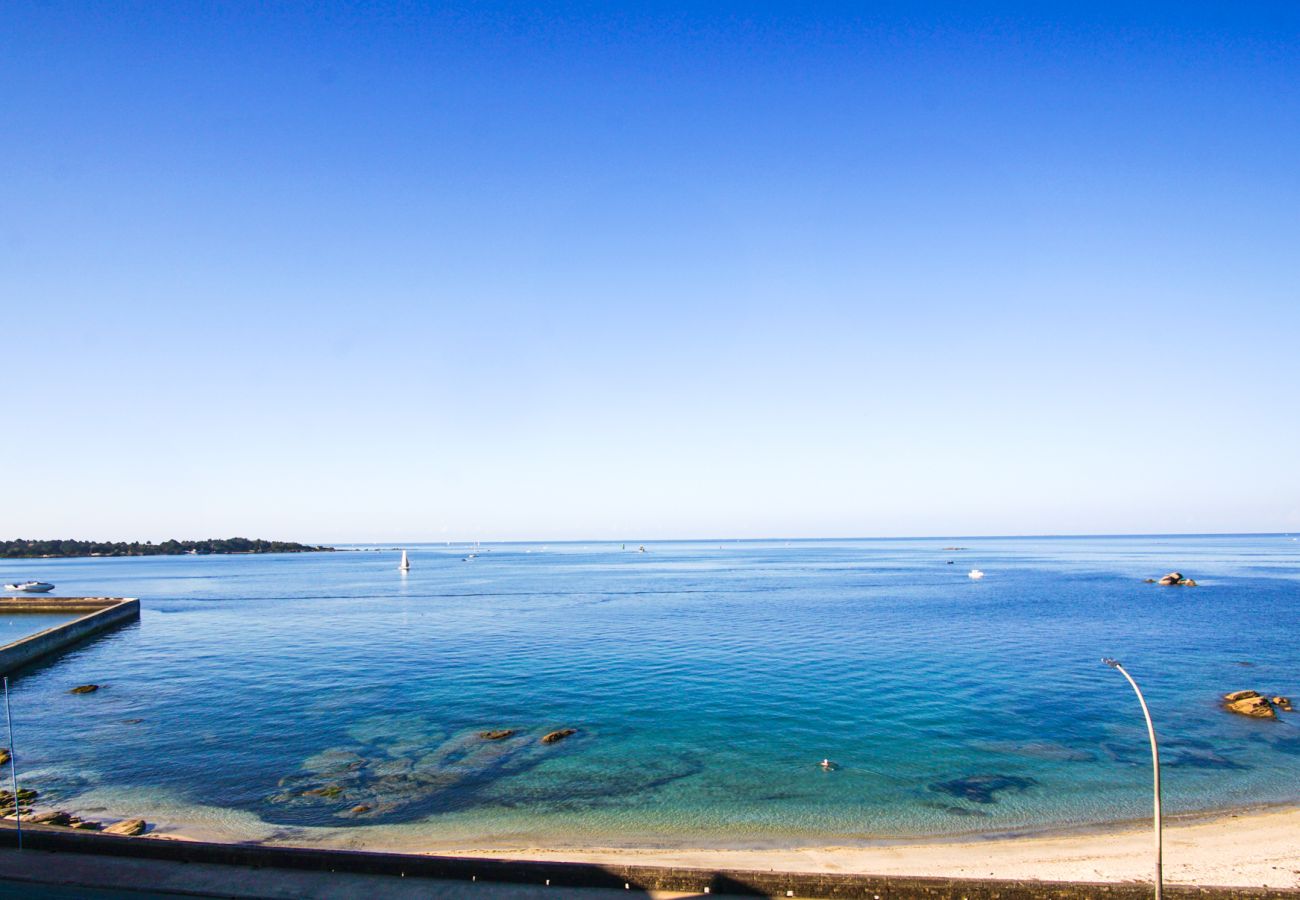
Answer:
[0,538,334,560]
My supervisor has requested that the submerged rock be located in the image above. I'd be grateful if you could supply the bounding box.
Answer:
[1156,572,1196,586]
[541,729,577,745]
[1223,690,1276,719]
[69,685,100,694]
[479,729,516,741]
[923,802,990,818]
[103,818,147,836]
[929,774,1038,805]
[973,740,1094,762]
[1273,696,1294,712]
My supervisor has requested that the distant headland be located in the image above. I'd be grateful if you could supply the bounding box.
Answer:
[0,538,334,559]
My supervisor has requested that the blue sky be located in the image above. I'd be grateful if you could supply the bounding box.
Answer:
[3,2,1298,541]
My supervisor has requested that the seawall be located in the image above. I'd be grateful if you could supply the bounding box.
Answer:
[0,597,140,675]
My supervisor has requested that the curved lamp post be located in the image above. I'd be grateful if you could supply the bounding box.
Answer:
[1103,658,1161,900]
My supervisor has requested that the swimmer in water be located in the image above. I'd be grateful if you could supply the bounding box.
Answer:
[820,758,836,770]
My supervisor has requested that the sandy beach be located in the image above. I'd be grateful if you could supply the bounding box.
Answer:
[88,794,1298,889]
[410,809,1300,888]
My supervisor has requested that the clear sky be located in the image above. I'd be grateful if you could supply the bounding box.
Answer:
[3,2,1298,542]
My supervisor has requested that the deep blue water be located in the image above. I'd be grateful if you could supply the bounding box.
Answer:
[3,535,1299,847]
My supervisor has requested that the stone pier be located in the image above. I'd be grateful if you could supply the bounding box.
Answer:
[0,597,140,675]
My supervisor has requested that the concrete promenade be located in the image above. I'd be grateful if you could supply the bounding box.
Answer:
[0,597,139,674]
[0,845,686,899]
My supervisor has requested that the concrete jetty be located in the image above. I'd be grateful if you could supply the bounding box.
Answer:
[0,597,139,675]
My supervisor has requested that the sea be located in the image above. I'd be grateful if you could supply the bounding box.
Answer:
[3,534,1298,848]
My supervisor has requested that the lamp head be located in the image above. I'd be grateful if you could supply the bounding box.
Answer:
[1102,657,1120,668]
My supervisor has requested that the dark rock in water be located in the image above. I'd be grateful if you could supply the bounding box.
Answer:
[69,685,100,694]
[69,818,101,830]
[479,729,516,741]
[348,804,372,815]
[929,774,1038,804]
[1156,572,1197,586]
[302,784,344,798]
[1144,578,1157,583]
[1272,696,1293,712]
[541,729,577,745]
[103,818,146,836]
[1236,661,1255,667]
[122,719,144,725]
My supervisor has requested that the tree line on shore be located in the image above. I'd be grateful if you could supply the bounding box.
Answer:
[0,538,334,558]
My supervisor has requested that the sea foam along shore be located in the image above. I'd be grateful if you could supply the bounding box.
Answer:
[68,787,1300,889]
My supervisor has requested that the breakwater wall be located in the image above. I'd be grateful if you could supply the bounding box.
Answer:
[0,825,1295,899]
[0,598,139,675]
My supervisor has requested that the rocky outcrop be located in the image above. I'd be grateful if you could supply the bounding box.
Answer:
[540,728,577,745]
[1223,690,1277,719]
[1156,572,1197,586]
[29,810,71,826]
[479,729,516,741]
[103,818,147,836]
[1272,696,1293,712]
[69,684,100,694]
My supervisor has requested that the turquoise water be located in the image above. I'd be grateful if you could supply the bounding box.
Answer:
[3,535,1299,847]
[0,613,77,646]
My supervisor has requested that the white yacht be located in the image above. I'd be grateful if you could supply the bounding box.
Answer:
[4,581,55,593]
[967,569,984,580]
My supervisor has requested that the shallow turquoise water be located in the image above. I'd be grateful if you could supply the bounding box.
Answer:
[3,535,1299,846]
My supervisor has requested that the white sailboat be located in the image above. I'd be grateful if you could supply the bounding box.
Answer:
[399,550,410,572]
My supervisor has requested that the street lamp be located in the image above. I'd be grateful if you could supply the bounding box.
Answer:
[1103,658,1161,900]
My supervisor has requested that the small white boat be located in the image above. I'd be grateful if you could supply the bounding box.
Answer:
[399,550,410,572]
[968,569,984,580]
[4,581,55,593]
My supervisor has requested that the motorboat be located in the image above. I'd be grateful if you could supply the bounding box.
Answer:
[967,569,984,580]
[4,581,55,593]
